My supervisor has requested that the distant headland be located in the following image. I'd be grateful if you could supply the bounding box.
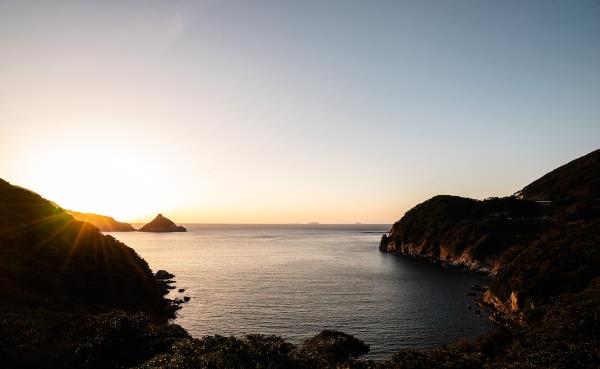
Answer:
[67,210,136,232]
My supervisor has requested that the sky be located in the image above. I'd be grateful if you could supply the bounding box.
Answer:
[1,0,599,224]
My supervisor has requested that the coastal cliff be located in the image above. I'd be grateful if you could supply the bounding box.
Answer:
[379,195,548,274]
[139,214,186,232]
[67,210,136,232]
[380,149,600,325]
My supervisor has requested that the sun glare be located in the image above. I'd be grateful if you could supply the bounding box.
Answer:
[23,142,182,222]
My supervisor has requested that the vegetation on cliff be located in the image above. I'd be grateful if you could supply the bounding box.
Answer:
[517,148,600,201]
[381,195,548,269]
[381,149,600,308]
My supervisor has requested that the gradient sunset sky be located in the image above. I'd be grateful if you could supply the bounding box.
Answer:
[1,1,599,223]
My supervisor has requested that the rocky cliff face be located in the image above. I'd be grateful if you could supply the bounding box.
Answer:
[67,210,136,231]
[139,214,186,232]
[379,195,548,274]
[380,149,600,324]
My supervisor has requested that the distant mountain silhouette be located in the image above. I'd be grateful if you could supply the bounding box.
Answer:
[67,210,136,232]
[139,214,186,232]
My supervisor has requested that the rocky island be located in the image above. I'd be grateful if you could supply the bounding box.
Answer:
[138,214,187,232]
[67,210,136,232]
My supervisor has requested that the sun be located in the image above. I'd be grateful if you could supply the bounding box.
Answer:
[23,141,182,222]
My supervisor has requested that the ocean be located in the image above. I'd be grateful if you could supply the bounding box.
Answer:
[108,224,492,358]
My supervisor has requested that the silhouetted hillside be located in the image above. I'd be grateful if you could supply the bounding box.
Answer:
[517,149,600,201]
[0,178,168,314]
[67,210,136,232]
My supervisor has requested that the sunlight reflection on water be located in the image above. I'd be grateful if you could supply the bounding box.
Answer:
[109,224,493,358]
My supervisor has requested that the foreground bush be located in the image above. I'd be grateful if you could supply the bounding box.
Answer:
[0,309,188,369]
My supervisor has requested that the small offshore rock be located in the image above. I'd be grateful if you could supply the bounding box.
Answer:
[183,296,191,302]
[155,270,175,280]
[178,288,185,293]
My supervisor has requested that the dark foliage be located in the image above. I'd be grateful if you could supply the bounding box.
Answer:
[0,308,188,369]
[492,218,600,304]
[135,331,370,369]
[384,195,549,262]
[300,329,370,364]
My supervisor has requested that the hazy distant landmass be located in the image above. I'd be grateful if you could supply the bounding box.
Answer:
[67,210,136,232]
[139,213,187,232]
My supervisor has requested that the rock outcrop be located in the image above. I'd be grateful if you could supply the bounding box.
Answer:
[139,214,186,232]
[67,210,136,231]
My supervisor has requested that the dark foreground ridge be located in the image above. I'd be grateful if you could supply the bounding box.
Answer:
[67,210,137,232]
[139,213,187,232]
[1,149,599,369]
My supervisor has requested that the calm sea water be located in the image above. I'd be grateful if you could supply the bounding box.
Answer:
[108,224,492,358]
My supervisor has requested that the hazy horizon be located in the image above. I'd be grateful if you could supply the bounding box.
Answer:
[1,0,599,223]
